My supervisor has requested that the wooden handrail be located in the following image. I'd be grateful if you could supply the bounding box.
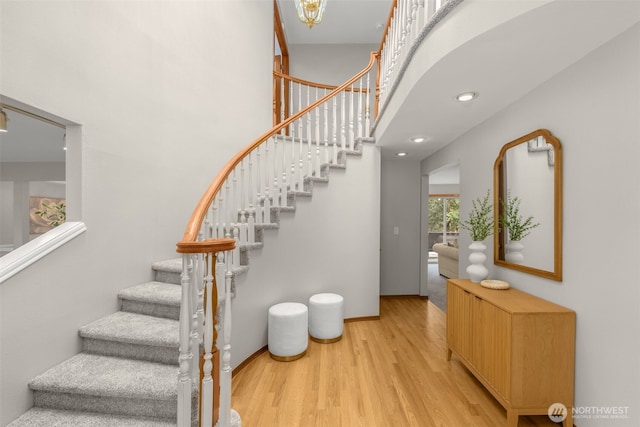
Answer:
[177,52,378,251]
[273,71,369,93]
[377,0,399,54]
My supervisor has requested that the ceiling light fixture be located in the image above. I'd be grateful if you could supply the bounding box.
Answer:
[397,152,408,157]
[456,91,478,102]
[411,136,426,143]
[0,109,7,132]
[295,0,327,29]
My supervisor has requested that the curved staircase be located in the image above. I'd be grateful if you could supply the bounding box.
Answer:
[7,137,371,427]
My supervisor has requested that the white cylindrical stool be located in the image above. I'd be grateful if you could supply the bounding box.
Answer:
[268,302,308,361]
[308,293,344,343]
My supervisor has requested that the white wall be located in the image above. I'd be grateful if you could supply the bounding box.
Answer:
[230,143,381,367]
[421,24,640,427]
[380,157,421,295]
[0,1,273,424]
[288,44,377,85]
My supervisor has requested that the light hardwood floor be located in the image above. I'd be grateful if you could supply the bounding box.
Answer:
[231,297,561,426]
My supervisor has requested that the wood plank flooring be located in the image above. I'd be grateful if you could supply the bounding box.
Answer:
[231,297,560,426]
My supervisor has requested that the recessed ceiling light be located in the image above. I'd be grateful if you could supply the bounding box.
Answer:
[456,91,478,102]
[411,136,426,143]
[397,152,408,157]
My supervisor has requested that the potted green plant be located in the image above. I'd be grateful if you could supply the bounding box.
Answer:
[499,191,539,263]
[460,190,493,282]
[460,189,493,242]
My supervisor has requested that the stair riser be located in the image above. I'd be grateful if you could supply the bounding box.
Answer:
[120,299,180,320]
[32,391,187,421]
[82,339,178,366]
[153,270,181,285]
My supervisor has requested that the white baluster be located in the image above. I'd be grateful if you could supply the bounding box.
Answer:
[332,97,338,164]
[366,72,371,135]
[188,258,200,380]
[297,89,303,189]
[349,84,355,151]
[264,138,271,219]
[195,254,205,343]
[255,146,263,224]
[340,92,346,153]
[200,253,215,427]
[177,255,193,427]
[314,87,320,176]
[357,79,363,140]
[247,205,255,243]
[232,227,240,270]
[272,138,279,208]
[323,91,329,166]
[219,255,233,427]
[280,76,286,132]
[306,86,312,178]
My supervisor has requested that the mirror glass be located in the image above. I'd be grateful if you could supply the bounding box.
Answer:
[493,129,562,281]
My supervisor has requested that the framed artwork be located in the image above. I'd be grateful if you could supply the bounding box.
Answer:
[29,196,66,234]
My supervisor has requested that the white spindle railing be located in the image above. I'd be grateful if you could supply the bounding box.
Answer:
[377,0,461,115]
[176,53,377,427]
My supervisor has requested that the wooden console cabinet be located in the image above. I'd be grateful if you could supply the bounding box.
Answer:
[446,279,575,427]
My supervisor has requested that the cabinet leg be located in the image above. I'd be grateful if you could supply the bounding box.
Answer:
[446,348,452,361]
[506,409,519,427]
[563,411,573,427]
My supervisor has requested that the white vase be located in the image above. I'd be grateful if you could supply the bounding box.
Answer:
[466,241,488,283]
[505,241,524,264]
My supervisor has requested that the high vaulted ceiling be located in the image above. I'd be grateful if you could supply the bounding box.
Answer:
[277,0,392,45]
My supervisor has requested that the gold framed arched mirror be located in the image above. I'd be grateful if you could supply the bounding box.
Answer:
[493,129,562,281]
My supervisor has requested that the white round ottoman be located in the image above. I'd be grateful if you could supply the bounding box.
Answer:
[308,293,344,343]
[268,302,308,361]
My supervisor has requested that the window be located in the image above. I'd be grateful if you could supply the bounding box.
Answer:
[428,195,459,251]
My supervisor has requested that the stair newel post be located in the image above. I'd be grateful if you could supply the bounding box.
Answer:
[219,255,233,427]
[332,97,338,164]
[200,252,217,427]
[323,90,329,166]
[177,255,194,427]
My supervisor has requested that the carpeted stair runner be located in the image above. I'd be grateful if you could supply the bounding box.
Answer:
[8,262,189,426]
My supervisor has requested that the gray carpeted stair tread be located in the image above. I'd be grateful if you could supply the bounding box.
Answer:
[152,259,182,274]
[119,281,181,305]
[29,353,177,401]
[118,281,181,320]
[7,407,176,427]
[79,311,178,348]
